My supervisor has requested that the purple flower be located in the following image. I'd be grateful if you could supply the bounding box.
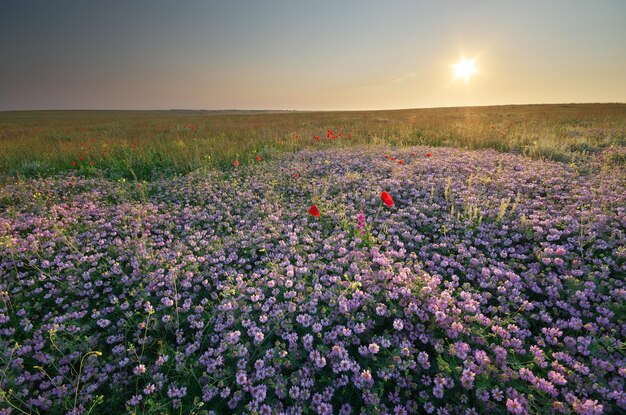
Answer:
[460,368,475,389]
[167,385,187,399]
[368,343,380,355]
[316,402,333,415]
[127,395,142,406]
[506,398,525,415]
[133,364,146,375]
[96,319,110,328]
[235,372,248,385]
[572,399,603,415]
[251,385,267,402]
[393,319,404,331]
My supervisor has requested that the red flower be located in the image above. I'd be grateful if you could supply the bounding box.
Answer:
[255,155,262,162]
[348,133,352,138]
[381,191,393,207]
[294,172,299,178]
[313,136,320,141]
[398,160,404,165]
[233,159,240,167]
[426,152,432,158]
[384,155,390,159]
[307,204,320,217]
[79,156,83,161]
[390,157,396,161]
[71,161,77,166]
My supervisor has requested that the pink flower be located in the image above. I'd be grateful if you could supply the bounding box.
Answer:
[357,212,365,235]
[393,319,404,330]
[368,343,380,354]
[506,398,525,414]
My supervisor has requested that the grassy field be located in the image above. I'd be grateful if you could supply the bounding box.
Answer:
[1,103,625,181]
[1,103,625,414]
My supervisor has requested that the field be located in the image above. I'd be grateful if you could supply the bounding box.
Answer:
[0,104,625,414]
[1,104,625,181]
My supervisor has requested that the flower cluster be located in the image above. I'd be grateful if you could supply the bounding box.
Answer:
[0,147,624,414]
[312,129,351,141]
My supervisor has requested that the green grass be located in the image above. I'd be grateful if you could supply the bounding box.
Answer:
[1,103,625,181]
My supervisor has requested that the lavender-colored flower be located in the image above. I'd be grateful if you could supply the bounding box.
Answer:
[393,319,404,331]
[96,319,110,328]
[572,399,603,415]
[368,343,380,355]
[251,385,267,402]
[127,395,142,406]
[460,368,475,389]
[417,351,430,369]
[133,364,146,375]
[143,383,156,395]
[506,398,525,415]
[167,385,187,399]
[235,372,248,386]
[316,402,333,415]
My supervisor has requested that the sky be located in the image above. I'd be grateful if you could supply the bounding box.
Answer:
[1,0,625,111]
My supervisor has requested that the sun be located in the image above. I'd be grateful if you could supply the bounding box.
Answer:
[453,58,477,81]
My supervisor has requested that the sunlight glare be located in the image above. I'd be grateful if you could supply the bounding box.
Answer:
[453,58,477,81]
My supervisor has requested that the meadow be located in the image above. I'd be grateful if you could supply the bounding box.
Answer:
[0,104,625,414]
[1,104,625,181]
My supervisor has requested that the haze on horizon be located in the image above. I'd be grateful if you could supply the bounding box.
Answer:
[1,0,625,111]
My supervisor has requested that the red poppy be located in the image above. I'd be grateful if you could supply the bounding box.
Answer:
[90,161,95,166]
[313,136,320,141]
[348,133,352,138]
[79,156,83,161]
[294,172,299,178]
[390,157,396,161]
[426,152,432,158]
[71,161,77,166]
[255,155,262,162]
[398,160,404,165]
[384,155,390,159]
[381,191,393,207]
[307,204,320,217]
[233,159,240,167]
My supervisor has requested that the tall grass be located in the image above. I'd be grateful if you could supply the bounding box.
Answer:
[1,104,625,181]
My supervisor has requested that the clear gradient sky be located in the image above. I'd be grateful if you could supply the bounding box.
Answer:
[1,0,625,111]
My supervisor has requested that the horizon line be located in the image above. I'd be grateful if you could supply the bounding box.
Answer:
[1,101,625,114]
